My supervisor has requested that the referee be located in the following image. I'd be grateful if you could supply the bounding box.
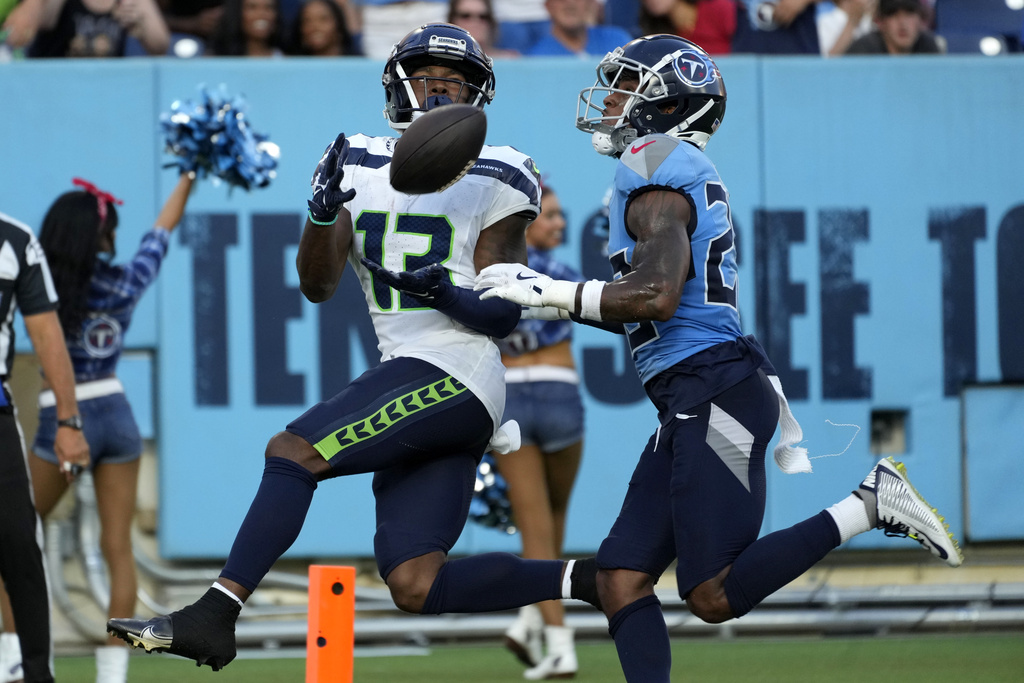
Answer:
[0,210,89,683]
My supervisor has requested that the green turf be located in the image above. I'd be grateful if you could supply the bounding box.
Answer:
[53,633,1024,682]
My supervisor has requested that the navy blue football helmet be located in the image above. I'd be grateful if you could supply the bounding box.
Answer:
[576,35,727,156]
[383,23,496,131]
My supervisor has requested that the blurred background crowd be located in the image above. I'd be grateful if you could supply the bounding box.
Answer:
[1,0,1022,61]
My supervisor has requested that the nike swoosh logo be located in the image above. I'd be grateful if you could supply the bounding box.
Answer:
[631,140,656,154]
[516,273,537,281]
[676,413,697,420]
[140,624,172,646]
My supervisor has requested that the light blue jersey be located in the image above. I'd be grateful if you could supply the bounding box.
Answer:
[608,134,743,383]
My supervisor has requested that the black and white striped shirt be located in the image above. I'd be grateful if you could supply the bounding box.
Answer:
[0,212,59,389]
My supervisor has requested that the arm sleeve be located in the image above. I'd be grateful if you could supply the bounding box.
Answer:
[434,286,522,339]
[568,313,625,335]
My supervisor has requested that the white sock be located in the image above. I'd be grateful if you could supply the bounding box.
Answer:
[560,560,575,599]
[212,581,245,608]
[95,645,128,683]
[0,633,22,683]
[519,604,543,629]
[826,493,873,544]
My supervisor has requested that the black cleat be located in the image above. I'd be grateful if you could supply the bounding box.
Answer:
[568,557,603,612]
[107,589,241,671]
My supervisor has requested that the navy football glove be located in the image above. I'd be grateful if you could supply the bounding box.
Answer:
[307,133,356,224]
[360,258,456,307]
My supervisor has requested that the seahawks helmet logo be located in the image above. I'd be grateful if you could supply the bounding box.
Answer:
[673,51,717,88]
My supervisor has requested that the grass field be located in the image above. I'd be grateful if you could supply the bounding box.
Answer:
[52,633,1024,682]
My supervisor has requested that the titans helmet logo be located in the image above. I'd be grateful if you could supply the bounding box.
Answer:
[673,51,717,88]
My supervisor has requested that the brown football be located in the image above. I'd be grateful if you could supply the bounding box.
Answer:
[389,104,487,195]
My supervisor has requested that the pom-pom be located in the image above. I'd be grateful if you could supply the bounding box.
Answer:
[160,85,279,191]
[468,454,516,534]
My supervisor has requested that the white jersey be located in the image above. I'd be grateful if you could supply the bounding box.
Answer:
[337,133,541,428]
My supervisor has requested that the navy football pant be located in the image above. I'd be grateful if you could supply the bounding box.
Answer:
[286,357,493,579]
[596,368,780,598]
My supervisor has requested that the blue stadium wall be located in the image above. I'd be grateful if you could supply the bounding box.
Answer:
[3,56,1022,559]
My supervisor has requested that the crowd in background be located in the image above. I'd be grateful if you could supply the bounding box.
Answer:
[2,0,1022,60]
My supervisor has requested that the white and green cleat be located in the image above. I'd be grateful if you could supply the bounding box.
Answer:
[857,456,963,567]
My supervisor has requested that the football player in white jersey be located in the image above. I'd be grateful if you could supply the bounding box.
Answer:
[108,23,590,671]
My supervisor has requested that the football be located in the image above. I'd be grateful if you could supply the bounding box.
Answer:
[389,104,487,195]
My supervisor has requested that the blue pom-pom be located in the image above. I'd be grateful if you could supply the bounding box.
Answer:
[160,85,279,191]
[468,454,517,534]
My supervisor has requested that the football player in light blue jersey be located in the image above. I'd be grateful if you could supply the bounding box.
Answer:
[477,34,963,683]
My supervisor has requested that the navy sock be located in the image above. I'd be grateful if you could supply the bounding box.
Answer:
[420,553,562,614]
[220,457,318,592]
[608,595,671,683]
[724,511,841,617]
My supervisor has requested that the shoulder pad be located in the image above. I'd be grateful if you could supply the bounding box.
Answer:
[619,134,682,180]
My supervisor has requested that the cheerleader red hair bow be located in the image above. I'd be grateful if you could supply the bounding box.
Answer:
[72,178,124,223]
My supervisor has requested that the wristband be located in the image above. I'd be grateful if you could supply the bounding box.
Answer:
[578,280,605,322]
[540,280,578,311]
[307,209,338,226]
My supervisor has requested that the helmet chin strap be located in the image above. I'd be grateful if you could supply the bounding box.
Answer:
[667,98,718,151]
[591,130,617,156]
[591,125,638,156]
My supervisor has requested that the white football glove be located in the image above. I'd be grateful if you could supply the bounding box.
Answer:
[519,305,571,321]
[475,264,577,310]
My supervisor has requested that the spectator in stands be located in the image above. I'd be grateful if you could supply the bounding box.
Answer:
[844,0,941,54]
[491,0,548,52]
[2,0,40,51]
[637,0,737,55]
[157,0,224,43]
[816,0,874,56]
[525,0,632,56]
[208,0,287,55]
[10,0,171,56]
[288,0,358,54]
[732,0,820,54]
[358,0,446,59]
[448,0,517,56]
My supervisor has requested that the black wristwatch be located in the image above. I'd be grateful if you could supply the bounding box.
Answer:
[57,415,84,430]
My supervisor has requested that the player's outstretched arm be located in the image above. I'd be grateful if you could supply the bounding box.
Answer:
[297,134,357,303]
[477,189,691,324]
[297,208,353,303]
[600,189,692,323]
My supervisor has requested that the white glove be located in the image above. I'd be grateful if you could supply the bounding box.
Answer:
[475,264,576,309]
[519,305,571,321]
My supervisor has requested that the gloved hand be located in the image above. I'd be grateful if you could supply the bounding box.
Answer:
[308,133,356,224]
[518,305,571,321]
[475,264,557,308]
[361,258,455,306]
